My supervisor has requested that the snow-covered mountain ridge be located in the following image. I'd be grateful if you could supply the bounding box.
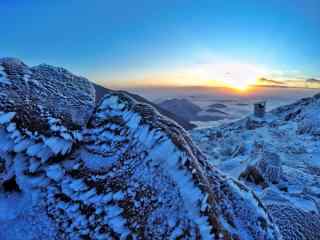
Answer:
[192,92,320,240]
[0,58,280,239]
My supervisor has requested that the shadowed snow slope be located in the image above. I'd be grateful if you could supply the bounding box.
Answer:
[0,58,280,239]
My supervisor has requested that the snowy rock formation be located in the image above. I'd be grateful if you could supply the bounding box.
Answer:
[0,58,280,239]
[0,57,95,134]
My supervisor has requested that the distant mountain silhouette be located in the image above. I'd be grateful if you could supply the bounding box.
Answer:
[159,98,227,122]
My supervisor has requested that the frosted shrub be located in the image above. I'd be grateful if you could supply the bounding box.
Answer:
[240,151,283,187]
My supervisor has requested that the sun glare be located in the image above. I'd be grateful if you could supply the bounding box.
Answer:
[200,62,266,91]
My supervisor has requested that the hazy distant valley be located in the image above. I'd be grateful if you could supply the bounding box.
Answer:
[125,86,320,128]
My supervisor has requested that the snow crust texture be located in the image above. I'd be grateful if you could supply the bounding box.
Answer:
[0,58,280,239]
[266,203,320,240]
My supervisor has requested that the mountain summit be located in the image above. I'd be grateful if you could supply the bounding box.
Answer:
[0,58,280,239]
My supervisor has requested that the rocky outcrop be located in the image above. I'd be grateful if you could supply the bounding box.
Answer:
[0,58,280,239]
[0,57,95,134]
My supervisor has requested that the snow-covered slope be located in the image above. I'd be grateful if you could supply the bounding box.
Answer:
[0,58,280,239]
[192,93,320,240]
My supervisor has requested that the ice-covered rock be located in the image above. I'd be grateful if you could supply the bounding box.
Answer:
[0,57,95,134]
[48,92,278,239]
[0,58,95,239]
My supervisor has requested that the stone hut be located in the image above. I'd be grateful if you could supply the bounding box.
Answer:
[254,101,266,118]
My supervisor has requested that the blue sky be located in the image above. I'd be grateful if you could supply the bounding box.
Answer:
[1,0,320,87]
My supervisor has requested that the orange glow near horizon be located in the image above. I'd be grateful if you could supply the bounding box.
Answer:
[93,61,270,90]
[199,62,267,91]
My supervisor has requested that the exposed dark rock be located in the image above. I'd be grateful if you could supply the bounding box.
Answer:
[2,176,21,192]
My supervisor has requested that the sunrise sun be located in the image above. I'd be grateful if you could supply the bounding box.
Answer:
[201,62,266,91]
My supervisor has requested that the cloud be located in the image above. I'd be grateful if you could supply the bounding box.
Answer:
[266,69,306,81]
[254,77,320,89]
[305,78,320,84]
[304,78,320,88]
[257,78,286,86]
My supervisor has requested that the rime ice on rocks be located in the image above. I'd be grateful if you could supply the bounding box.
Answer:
[0,57,95,134]
[0,58,281,239]
[71,93,280,239]
[0,57,95,239]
